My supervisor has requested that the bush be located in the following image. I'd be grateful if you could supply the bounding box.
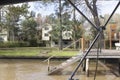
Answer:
[28,39,38,47]
[0,41,29,48]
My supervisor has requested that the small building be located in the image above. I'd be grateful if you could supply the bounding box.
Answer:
[42,24,52,41]
[41,24,72,47]
[105,21,120,49]
[62,30,72,40]
[0,30,8,42]
[62,30,72,47]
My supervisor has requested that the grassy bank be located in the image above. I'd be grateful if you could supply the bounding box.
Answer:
[48,50,78,57]
[0,47,79,57]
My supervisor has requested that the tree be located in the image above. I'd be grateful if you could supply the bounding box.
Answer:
[5,3,29,41]
[84,0,100,27]
[35,13,44,42]
[34,0,85,49]
[21,17,38,46]
[0,6,4,31]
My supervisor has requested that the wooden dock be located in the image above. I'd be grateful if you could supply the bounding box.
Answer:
[48,49,120,75]
[85,49,120,59]
[84,49,120,77]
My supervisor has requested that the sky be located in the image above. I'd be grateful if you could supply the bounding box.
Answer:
[29,2,56,16]
[28,1,120,16]
[99,1,120,15]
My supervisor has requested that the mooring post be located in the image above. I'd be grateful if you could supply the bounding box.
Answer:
[81,38,86,72]
[86,58,89,77]
[81,38,85,52]
[82,59,86,72]
[118,59,120,76]
[48,59,50,71]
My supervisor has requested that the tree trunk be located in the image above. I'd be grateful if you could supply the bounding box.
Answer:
[85,0,104,48]
[59,0,62,50]
[73,0,77,49]
[85,0,100,27]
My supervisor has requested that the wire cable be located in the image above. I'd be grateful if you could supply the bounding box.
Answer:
[93,29,103,80]
[93,39,100,80]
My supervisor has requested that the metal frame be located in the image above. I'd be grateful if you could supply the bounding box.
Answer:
[0,0,119,79]
[67,0,120,80]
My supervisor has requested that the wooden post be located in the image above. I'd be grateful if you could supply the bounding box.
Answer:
[48,59,50,71]
[81,38,85,52]
[86,58,89,77]
[119,32,120,43]
[109,27,112,49]
[104,40,106,49]
[118,59,120,76]
[79,39,81,49]
[82,59,86,72]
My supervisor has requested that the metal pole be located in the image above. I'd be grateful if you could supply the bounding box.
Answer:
[67,0,120,79]
[67,0,99,31]
[69,32,101,80]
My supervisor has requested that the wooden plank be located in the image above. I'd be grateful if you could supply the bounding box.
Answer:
[48,55,82,75]
[85,49,120,58]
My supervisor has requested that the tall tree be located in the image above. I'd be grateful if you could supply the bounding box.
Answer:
[58,0,63,50]
[5,3,29,41]
[21,17,38,46]
[0,6,5,32]
[85,0,100,27]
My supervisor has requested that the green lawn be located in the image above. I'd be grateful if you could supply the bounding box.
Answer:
[0,47,79,57]
[0,47,41,56]
[48,50,79,57]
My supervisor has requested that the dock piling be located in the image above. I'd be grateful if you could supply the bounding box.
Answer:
[86,58,89,77]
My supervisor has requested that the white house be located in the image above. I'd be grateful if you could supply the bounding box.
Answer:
[62,30,72,40]
[42,24,52,41]
[0,30,8,42]
[41,24,73,47]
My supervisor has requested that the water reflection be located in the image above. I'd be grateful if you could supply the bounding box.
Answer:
[0,59,119,80]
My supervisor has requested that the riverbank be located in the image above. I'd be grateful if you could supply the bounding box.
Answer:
[0,47,79,59]
[0,56,71,60]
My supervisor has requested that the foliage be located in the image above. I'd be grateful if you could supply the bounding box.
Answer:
[117,26,120,32]
[0,41,29,48]
[4,3,29,41]
[21,17,38,46]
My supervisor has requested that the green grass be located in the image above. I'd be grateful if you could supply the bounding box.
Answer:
[0,47,41,56]
[48,50,79,57]
[0,47,79,57]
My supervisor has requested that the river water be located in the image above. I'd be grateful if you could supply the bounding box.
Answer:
[0,59,119,80]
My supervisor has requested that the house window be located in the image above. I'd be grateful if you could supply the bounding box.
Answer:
[45,33,49,36]
[0,37,4,42]
[55,41,58,45]
[45,27,49,30]
[65,32,71,37]
[64,41,68,45]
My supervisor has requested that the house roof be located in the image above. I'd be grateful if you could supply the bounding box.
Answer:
[0,0,40,5]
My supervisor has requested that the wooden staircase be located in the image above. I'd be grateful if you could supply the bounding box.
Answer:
[48,52,83,75]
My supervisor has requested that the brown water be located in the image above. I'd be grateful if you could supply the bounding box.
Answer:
[0,59,119,80]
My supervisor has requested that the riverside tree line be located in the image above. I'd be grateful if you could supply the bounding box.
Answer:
[0,0,120,49]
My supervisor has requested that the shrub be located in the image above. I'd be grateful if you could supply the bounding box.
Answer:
[0,41,29,48]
